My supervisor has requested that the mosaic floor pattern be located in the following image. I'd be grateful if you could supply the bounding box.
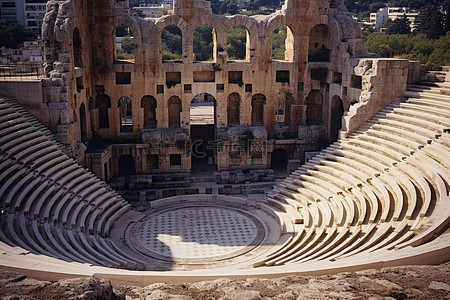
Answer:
[129,205,266,262]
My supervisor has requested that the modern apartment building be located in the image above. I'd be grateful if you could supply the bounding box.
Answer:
[0,0,47,34]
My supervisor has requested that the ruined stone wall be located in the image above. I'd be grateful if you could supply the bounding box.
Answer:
[38,0,409,176]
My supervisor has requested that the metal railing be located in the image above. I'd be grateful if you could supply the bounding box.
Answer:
[0,63,45,79]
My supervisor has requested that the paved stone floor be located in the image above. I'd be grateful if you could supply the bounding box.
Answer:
[129,205,266,262]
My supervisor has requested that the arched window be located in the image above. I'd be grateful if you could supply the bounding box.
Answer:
[308,24,331,62]
[119,96,133,132]
[115,25,135,62]
[162,25,182,62]
[330,95,344,142]
[227,93,240,125]
[141,95,157,128]
[79,103,87,141]
[193,25,215,62]
[275,98,285,123]
[227,25,248,61]
[168,96,182,128]
[272,25,294,61]
[306,90,323,125]
[96,94,111,129]
[251,94,266,126]
[73,28,83,68]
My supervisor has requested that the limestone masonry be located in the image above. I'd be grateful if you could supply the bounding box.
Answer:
[0,0,449,287]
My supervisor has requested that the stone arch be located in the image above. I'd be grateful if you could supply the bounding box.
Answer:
[72,27,83,68]
[223,16,259,61]
[330,95,344,142]
[267,15,294,61]
[119,155,136,176]
[168,96,182,128]
[112,16,142,63]
[187,15,224,62]
[79,102,87,141]
[251,94,266,126]
[308,24,331,62]
[306,90,323,125]
[155,15,188,62]
[118,96,133,132]
[227,93,240,126]
[141,95,157,129]
[96,94,111,129]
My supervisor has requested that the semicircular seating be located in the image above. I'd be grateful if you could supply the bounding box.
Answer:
[0,73,449,278]
[257,79,450,267]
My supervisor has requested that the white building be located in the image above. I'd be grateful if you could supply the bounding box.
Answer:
[0,0,48,34]
[137,3,172,18]
[369,6,418,32]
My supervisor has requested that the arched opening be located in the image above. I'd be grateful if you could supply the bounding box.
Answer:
[162,25,182,62]
[193,25,215,62]
[272,25,294,61]
[306,90,324,125]
[79,103,87,141]
[227,92,240,126]
[271,148,288,177]
[119,155,136,176]
[141,95,157,128]
[190,93,216,174]
[168,96,182,128]
[73,28,83,68]
[251,94,266,126]
[115,25,135,63]
[275,97,285,123]
[119,96,133,132]
[308,24,331,62]
[227,25,248,61]
[330,95,344,142]
[96,94,111,129]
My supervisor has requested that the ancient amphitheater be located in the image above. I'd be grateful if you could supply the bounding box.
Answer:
[0,0,449,287]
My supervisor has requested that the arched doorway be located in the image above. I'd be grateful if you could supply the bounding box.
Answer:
[330,95,344,143]
[141,95,157,128]
[227,92,240,126]
[119,155,136,176]
[168,96,182,128]
[251,94,266,126]
[306,90,323,125]
[271,149,288,177]
[190,93,216,175]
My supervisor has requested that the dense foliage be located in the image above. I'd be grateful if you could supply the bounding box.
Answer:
[366,32,450,67]
[227,26,247,60]
[162,25,182,61]
[193,25,214,61]
[0,24,37,49]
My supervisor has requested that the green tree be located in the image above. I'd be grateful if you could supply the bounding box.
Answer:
[0,23,37,49]
[384,16,410,35]
[272,25,287,60]
[193,25,214,61]
[162,25,182,61]
[121,35,135,54]
[227,26,247,60]
[415,4,446,39]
